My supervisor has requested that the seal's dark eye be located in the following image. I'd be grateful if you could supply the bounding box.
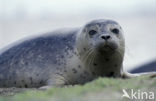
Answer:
[111,28,119,34]
[89,30,97,35]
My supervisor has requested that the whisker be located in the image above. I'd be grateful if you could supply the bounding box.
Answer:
[81,48,92,62]
[81,48,95,68]
[87,48,96,69]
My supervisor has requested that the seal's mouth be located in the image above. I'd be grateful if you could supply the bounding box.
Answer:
[96,41,118,52]
[100,45,115,52]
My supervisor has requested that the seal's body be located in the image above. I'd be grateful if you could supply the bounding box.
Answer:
[0,19,128,88]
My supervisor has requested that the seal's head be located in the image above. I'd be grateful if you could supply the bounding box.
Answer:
[76,19,125,64]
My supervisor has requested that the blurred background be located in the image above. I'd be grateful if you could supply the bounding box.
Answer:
[0,0,156,72]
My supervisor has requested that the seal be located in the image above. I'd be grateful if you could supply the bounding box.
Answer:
[0,19,132,88]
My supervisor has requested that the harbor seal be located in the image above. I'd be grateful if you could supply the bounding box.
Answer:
[0,19,131,88]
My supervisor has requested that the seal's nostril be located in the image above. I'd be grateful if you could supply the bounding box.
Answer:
[101,35,111,40]
[106,36,110,39]
[101,36,105,39]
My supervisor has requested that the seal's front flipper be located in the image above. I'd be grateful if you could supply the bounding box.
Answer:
[38,79,65,90]
[39,86,52,90]
[39,74,67,90]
